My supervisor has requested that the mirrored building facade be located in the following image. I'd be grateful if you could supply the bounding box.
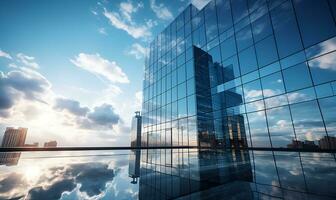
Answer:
[141,0,336,150]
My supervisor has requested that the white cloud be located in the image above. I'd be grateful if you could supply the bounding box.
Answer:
[103,7,151,39]
[190,0,211,9]
[16,53,39,69]
[127,43,148,59]
[135,91,143,111]
[98,27,107,35]
[70,53,129,84]
[150,0,173,20]
[0,49,12,59]
[119,1,143,22]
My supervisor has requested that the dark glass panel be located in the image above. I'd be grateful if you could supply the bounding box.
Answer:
[204,1,218,42]
[222,56,241,81]
[270,1,303,58]
[283,63,312,92]
[220,36,236,60]
[255,36,278,67]
[293,0,336,48]
[236,25,253,51]
[238,46,258,75]
[251,13,272,42]
[216,0,233,33]
[231,0,249,23]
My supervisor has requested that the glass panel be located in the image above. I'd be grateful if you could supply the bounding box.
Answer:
[259,61,281,77]
[222,56,241,81]
[283,63,312,92]
[236,25,253,51]
[220,36,236,60]
[308,51,336,85]
[287,87,316,104]
[178,82,186,100]
[319,96,336,141]
[293,0,336,48]
[290,100,327,149]
[187,95,196,116]
[251,13,272,42]
[270,1,303,58]
[266,106,295,148]
[247,111,271,147]
[231,0,249,23]
[238,46,258,75]
[208,45,221,64]
[178,98,187,118]
[216,0,233,33]
[243,79,263,102]
[315,83,334,98]
[255,36,278,67]
[261,72,285,98]
[204,1,218,42]
[177,64,186,84]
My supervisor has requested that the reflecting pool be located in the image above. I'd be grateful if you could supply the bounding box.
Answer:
[0,149,335,200]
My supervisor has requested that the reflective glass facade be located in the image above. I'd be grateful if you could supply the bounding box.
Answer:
[142,0,336,150]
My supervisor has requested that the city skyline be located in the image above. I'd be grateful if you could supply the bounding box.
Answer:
[0,0,212,146]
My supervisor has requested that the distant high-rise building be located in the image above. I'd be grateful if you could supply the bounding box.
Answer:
[24,142,39,147]
[44,141,57,147]
[130,111,142,147]
[1,127,27,147]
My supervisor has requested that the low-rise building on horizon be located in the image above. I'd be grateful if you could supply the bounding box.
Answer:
[44,140,57,147]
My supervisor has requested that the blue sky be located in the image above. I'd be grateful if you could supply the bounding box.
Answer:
[0,0,210,146]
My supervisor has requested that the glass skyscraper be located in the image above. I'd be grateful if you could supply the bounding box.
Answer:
[141,0,336,150]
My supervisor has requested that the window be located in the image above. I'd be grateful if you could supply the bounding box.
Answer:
[204,1,218,42]
[261,72,285,98]
[222,56,241,82]
[251,13,272,42]
[290,100,327,147]
[239,46,258,75]
[187,78,195,95]
[243,79,263,102]
[319,96,336,138]
[220,36,236,60]
[177,64,186,84]
[308,51,336,85]
[178,82,186,99]
[178,98,187,118]
[283,63,312,92]
[236,25,253,51]
[187,95,196,116]
[216,0,233,33]
[186,60,194,79]
[255,36,278,67]
[293,0,336,48]
[270,1,303,58]
[192,25,206,48]
[231,0,249,23]
[247,111,271,147]
[266,106,295,148]
[208,45,221,64]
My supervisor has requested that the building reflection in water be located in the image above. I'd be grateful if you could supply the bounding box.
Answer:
[134,149,336,200]
[129,150,141,184]
[0,152,21,166]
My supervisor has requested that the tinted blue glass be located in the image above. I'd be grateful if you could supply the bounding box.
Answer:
[266,106,295,148]
[287,87,316,104]
[178,98,187,118]
[177,65,186,84]
[186,60,194,79]
[251,13,272,42]
[242,70,259,84]
[248,0,266,13]
[193,25,206,48]
[178,82,186,99]
[204,1,218,42]
[243,79,263,102]
[305,36,336,60]
[247,111,271,147]
[216,0,233,33]
[293,0,336,48]
[308,51,336,85]
[261,72,285,98]
[208,45,221,64]
[187,95,196,116]
[280,51,306,69]
[239,46,258,75]
[270,1,303,58]
[283,63,312,92]
[319,96,336,138]
[220,36,236,60]
[231,0,249,23]
[315,83,334,98]
[187,78,195,95]
[236,25,253,51]
[259,62,281,77]
[255,36,278,67]
[222,56,241,81]
[290,100,327,146]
